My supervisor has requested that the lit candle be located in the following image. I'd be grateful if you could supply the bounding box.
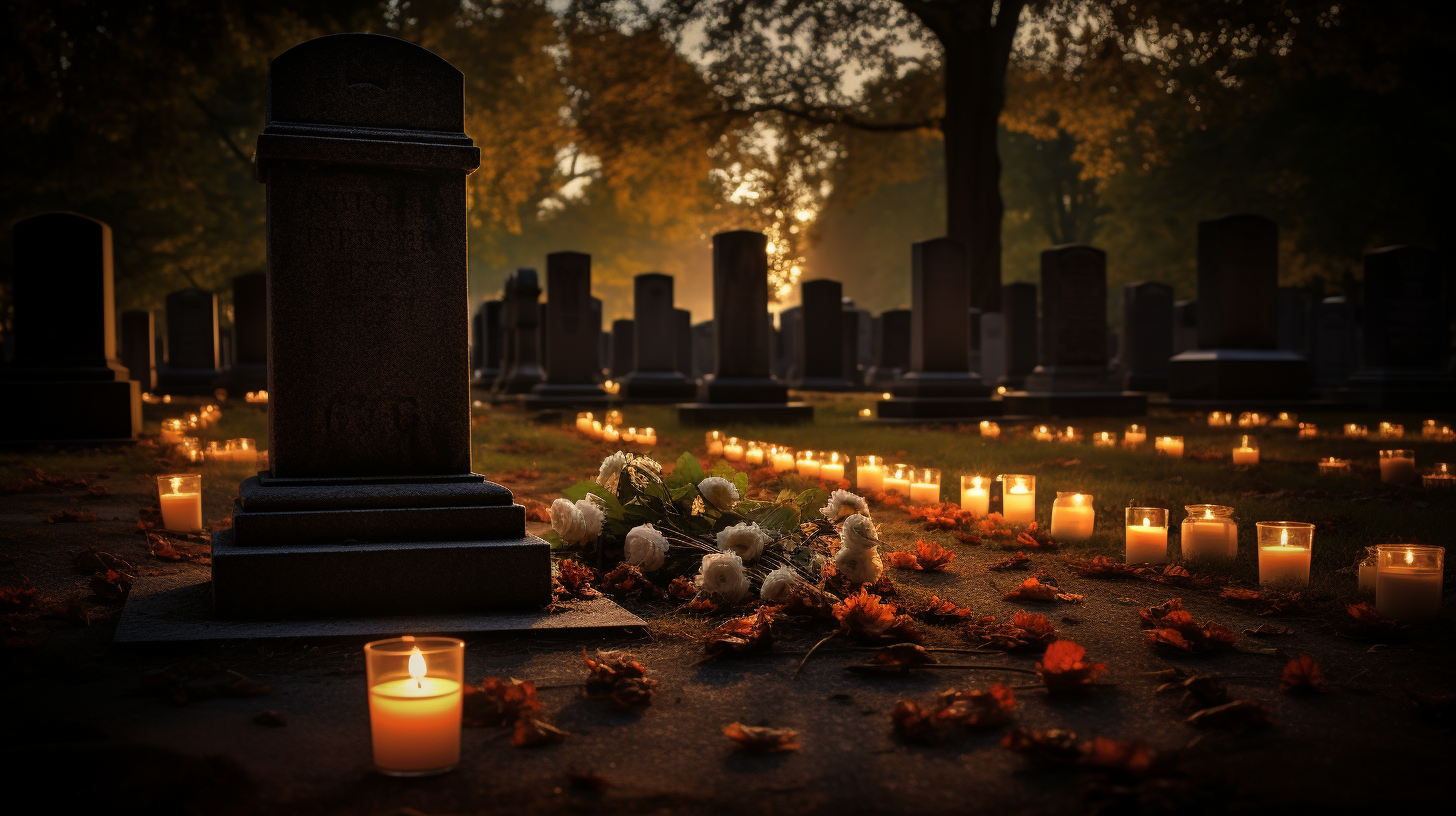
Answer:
[1123,424,1146,447]
[855,455,884,492]
[1297,422,1318,439]
[1237,411,1265,428]
[185,413,201,431]
[1375,545,1444,621]
[723,437,744,462]
[366,637,464,776]
[706,431,724,456]
[159,419,185,445]
[1378,422,1404,440]
[979,421,1000,438]
[622,427,638,443]
[589,421,604,441]
[205,440,227,462]
[1421,419,1438,437]
[999,474,1036,525]
[157,474,203,533]
[1155,436,1184,458]
[1423,462,1453,489]
[1270,412,1296,428]
[602,424,620,444]
[820,452,845,483]
[1379,450,1416,485]
[1093,431,1116,447]
[1232,435,1259,465]
[1049,492,1094,541]
[883,464,910,496]
[1257,522,1313,585]
[1207,411,1230,427]
[745,443,764,466]
[858,408,871,417]
[796,451,820,477]
[1058,426,1082,443]
[772,446,795,471]
[1124,508,1168,564]
[1033,425,1054,442]
[576,412,594,434]
[960,475,989,516]
[881,392,892,400]
[1180,504,1237,560]
[230,438,259,466]
[606,410,623,427]
[1344,423,1368,439]
[909,468,940,505]
[639,427,657,446]
[1318,457,1351,476]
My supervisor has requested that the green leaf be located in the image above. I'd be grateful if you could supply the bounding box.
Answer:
[796,488,829,521]
[733,471,749,496]
[561,480,626,517]
[709,460,738,481]
[675,451,706,485]
[759,502,802,536]
[540,529,565,550]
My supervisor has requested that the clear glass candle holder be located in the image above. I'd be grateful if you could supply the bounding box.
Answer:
[1049,492,1095,541]
[1378,422,1404,439]
[1357,545,1379,593]
[979,420,1000,438]
[622,427,639,443]
[1154,435,1184,458]
[1298,422,1318,439]
[705,430,724,455]
[1379,450,1416,485]
[1376,545,1445,621]
[602,424,620,444]
[883,463,911,495]
[960,475,990,516]
[605,410,623,427]
[722,436,744,461]
[157,473,203,532]
[639,427,657,446]
[855,455,885,492]
[1123,424,1146,447]
[1271,412,1297,428]
[1207,411,1231,427]
[1421,419,1438,437]
[1318,457,1350,476]
[1032,425,1055,442]
[575,412,593,433]
[159,418,185,445]
[1424,463,1454,489]
[770,445,794,471]
[858,407,871,417]
[1125,507,1168,564]
[1092,431,1116,447]
[1344,423,1368,439]
[1181,504,1237,560]
[1237,411,1267,428]
[1256,521,1314,585]
[997,474,1036,524]
[365,636,465,777]
[1058,426,1083,443]
[796,450,820,477]
[230,438,259,465]
[1232,435,1260,465]
[745,441,765,465]
[819,452,847,482]
[909,468,941,505]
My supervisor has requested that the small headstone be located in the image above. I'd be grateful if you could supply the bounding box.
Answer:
[526,252,607,406]
[775,306,802,380]
[979,313,1006,384]
[1276,287,1313,356]
[1346,245,1454,407]
[0,212,141,443]
[1172,301,1198,354]
[229,273,267,392]
[120,310,157,391]
[1122,281,1174,392]
[794,279,852,390]
[496,269,544,394]
[472,300,502,386]
[1313,297,1358,387]
[840,309,862,388]
[610,319,635,379]
[1000,282,1038,389]
[674,309,693,378]
[590,297,604,377]
[691,320,714,379]
[621,273,695,399]
[156,288,222,395]
[492,274,517,392]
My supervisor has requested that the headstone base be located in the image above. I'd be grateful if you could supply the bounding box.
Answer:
[874,396,1003,422]
[1123,371,1169,392]
[156,367,222,396]
[791,377,858,392]
[0,379,141,445]
[702,376,790,404]
[1167,350,1311,401]
[226,363,267,393]
[677,402,814,426]
[999,391,1148,418]
[471,367,500,388]
[1022,365,1117,393]
[619,372,698,402]
[495,365,545,396]
[520,383,611,410]
[1341,369,1456,411]
[863,366,902,389]
[893,372,993,399]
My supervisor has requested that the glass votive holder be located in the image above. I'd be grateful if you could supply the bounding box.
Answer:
[1318,457,1350,476]
[1271,412,1297,428]
[1421,419,1438,437]
[1357,546,1378,593]
[1344,423,1368,439]
[1049,492,1094,541]
[159,418,185,445]
[745,441,765,465]
[705,430,724,455]
[1237,411,1267,428]
[365,636,465,776]
[1032,425,1055,442]
[602,424,620,444]
[770,445,794,471]
[960,475,990,516]
[589,420,603,441]
[1207,411,1231,427]
[796,450,820,477]
[1297,422,1318,439]
[819,452,847,482]
[1058,426,1083,443]
[1424,463,1453,489]
[980,420,1001,438]
[909,468,940,504]
[1379,450,1416,485]
[157,473,203,532]
[1125,507,1168,564]
[622,427,638,443]
[883,463,910,495]
[1378,422,1404,439]
[997,474,1036,524]
[228,438,258,466]
[1181,504,1237,560]
[1123,424,1146,447]
[162,394,173,403]
[1256,521,1314,585]
[1232,435,1260,465]
[723,436,744,461]
[1375,545,1445,621]
[184,412,201,430]
[575,412,594,434]
[855,455,884,492]
[1154,435,1184,458]
[605,410,623,427]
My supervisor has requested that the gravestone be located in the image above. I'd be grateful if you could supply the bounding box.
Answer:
[471,300,502,386]
[229,273,267,392]
[794,279,852,390]
[1000,282,1038,389]
[853,307,874,373]
[120,310,157,391]
[524,251,608,408]
[213,33,549,619]
[609,319,635,379]
[1345,246,1454,407]
[0,212,141,444]
[591,297,604,378]
[495,269,543,394]
[538,302,549,374]
[674,308,693,378]
[1172,301,1198,354]
[865,309,910,387]
[678,231,811,424]
[621,273,696,400]
[775,306,802,380]
[877,238,999,420]
[1277,287,1313,357]
[491,274,516,393]
[1168,215,1309,402]
[1122,281,1174,392]
[978,313,1007,385]
[1004,245,1146,416]
[967,307,983,377]
[841,309,862,388]
[156,289,222,395]
[1312,297,1358,388]
[691,320,714,379]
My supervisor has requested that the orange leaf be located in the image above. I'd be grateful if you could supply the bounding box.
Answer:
[832,590,923,645]
[915,539,955,571]
[463,677,542,727]
[556,559,600,599]
[583,649,657,709]
[723,722,799,752]
[886,551,920,570]
[704,608,775,659]
[872,643,937,667]
[1280,655,1324,694]
[1036,640,1106,694]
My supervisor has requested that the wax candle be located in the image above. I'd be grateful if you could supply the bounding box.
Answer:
[796,451,820,477]
[884,464,910,496]
[1357,547,1378,593]
[1049,492,1094,540]
[1375,545,1444,621]
[746,443,765,465]
[1125,508,1168,564]
[999,474,1036,524]
[980,421,1000,438]
[1207,411,1231,427]
[589,421,604,441]
[230,438,259,466]
[184,413,201,431]
[1318,457,1350,476]
[1237,412,1266,428]
[1344,423,1368,439]
[200,405,221,427]
[157,474,203,533]
[160,419,185,445]
[602,425,620,444]
[142,392,160,404]
[1093,432,1116,448]
[706,431,724,456]
[772,446,795,471]
[606,410,623,427]
[1058,426,1082,444]
[858,408,872,417]
[1270,412,1296,428]
[881,392,893,401]
[1124,424,1146,447]
[1297,422,1318,439]
[1379,450,1416,485]
[1232,436,1259,465]
[162,394,173,403]
[1180,504,1237,560]
[622,427,638,444]
[960,475,989,516]
[1257,522,1313,585]
[366,637,464,776]
[856,455,884,492]
[820,452,845,483]
[723,437,744,462]
[1423,463,1453,489]
[639,427,657,446]
[1033,425,1054,442]
[576,412,593,434]
[1155,436,1184,458]
[909,468,940,505]
[1378,422,1404,440]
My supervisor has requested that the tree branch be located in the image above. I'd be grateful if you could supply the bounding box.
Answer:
[695,102,940,133]
[189,93,253,170]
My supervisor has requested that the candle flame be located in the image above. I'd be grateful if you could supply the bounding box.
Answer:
[881,392,892,400]
[830,452,839,464]
[1009,478,1028,495]
[170,476,182,493]
[1072,494,1083,506]
[1204,508,1213,520]
[408,646,426,689]
[1142,517,1150,528]
[972,476,982,489]
[1405,549,1414,565]
[1280,527,1288,546]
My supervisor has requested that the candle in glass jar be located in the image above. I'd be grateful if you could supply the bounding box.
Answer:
[1181,505,1237,560]
[1423,462,1453,489]
[979,421,1000,438]
[576,412,594,434]
[1033,425,1054,442]
[960,475,989,516]
[1124,424,1146,447]
[1344,423,1368,439]
[745,443,764,465]
[639,427,657,446]
[1318,457,1350,476]
[1375,545,1444,621]
[602,424,620,444]
[589,421,604,441]
[1049,493,1094,540]
[1093,432,1116,447]
[819,452,845,483]
[999,475,1036,524]
[856,455,884,492]
[622,427,638,443]
[1124,508,1168,564]
[230,438,259,466]
[884,464,910,496]
[1357,547,1378,593]
[605,410,623,427]
[796,451,820,478]
[1057,425,1081,443]
[366,637,464,776]
[1155,436,1184,458]
[723,437,744,462]
[1378,422,1404,439]
[1271,412,1296,428]
[706,431,724,456]
[157,474,203,532]
[1379,450,1416,485]
[909,468,940,505]
[772,446,795,471]
[1256,522,1313,585]
[1232,435,1259,465]
[1297,422,1318,439]
[1207,411,1231,427]
[160,419,185,445]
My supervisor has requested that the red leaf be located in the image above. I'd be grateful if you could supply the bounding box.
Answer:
[667,575,698,600]
[723,722,799,753]
[832,590,923,645]
[1138,601,1237,652]
[886,551,920,571]
[462,677,542,727]
[0,582,39,613]
[599,563,663,598]
[556,559,601,599]
[914,595,974,623]
[1036,640,1106,694]
[583,649,658,709]
[1003,574,1082,603]
[914,539,955,571]
[704,608,775,659]
[961,611,1059,653]
[1280,655,1324,694]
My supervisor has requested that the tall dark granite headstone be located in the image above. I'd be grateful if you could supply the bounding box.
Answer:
[0,212,141,443]
[1276,287,1313,357]
[156,288,222,395]
[229,273,267,391]
[1005,245,1145,416]
[538,302,549,375]
[865,309,911,387]
[678,231,810,424]
[590,297,604,378]
[691,320,714,379]
[841,309,863,388]
[1000,282,1038,389]
[492,274,517,393]
[609,319,635,379]
[1122,281,1174,392]
[1172,301,1198,354]
[775,306,802,380]
[472,300,502,386]
[794,279,852,390]
[1168,215,1309,402]
[497,269,544,394]
[120,310,157,391]
[1346,246,1455,408]
[674,308,693,378]
[214,33,548,619]
[1313,297,1358,387]
[878,238,998,420]
[621,273,696,400]
[525,251,607,407]
[853,307,874,373]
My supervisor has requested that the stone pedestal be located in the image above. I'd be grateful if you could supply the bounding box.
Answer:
[621,273,696,401]
[157,288,223,395]
[217,33,550,618]
[1122,281,1173,392]
[0,212,141,445]
[1343,245,1454,409]
[793,279,854,390]
[120,310,157,392]
[525,252,608,408]
[227,273,268,393]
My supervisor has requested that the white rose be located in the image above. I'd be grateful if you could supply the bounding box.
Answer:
[597,451,629,488]
[716,521,771,562]
[624,524,669,572]
[550,497,587,544]
[820,489,869,521]
[576,496,605,540]
[695,551,751,604]
[698,476,740,511]
[760,566,800,602]
[834,545,883,585]
[839,513,880,552]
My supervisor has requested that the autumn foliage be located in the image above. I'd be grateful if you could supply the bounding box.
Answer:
[887,539,955,571]
[1138,599,1237,653]
[704,608,776,659]
[583,650,658,709]
[893,684,1017,743]
[1036,640,1106,694]
[1003,574,1083,603]
[832,590,923,645]
[1280,655,1324,694]
[723,722,800,753]
[961,611,1059,653]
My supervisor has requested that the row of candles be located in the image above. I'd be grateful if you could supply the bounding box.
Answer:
[573,412,657,446]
